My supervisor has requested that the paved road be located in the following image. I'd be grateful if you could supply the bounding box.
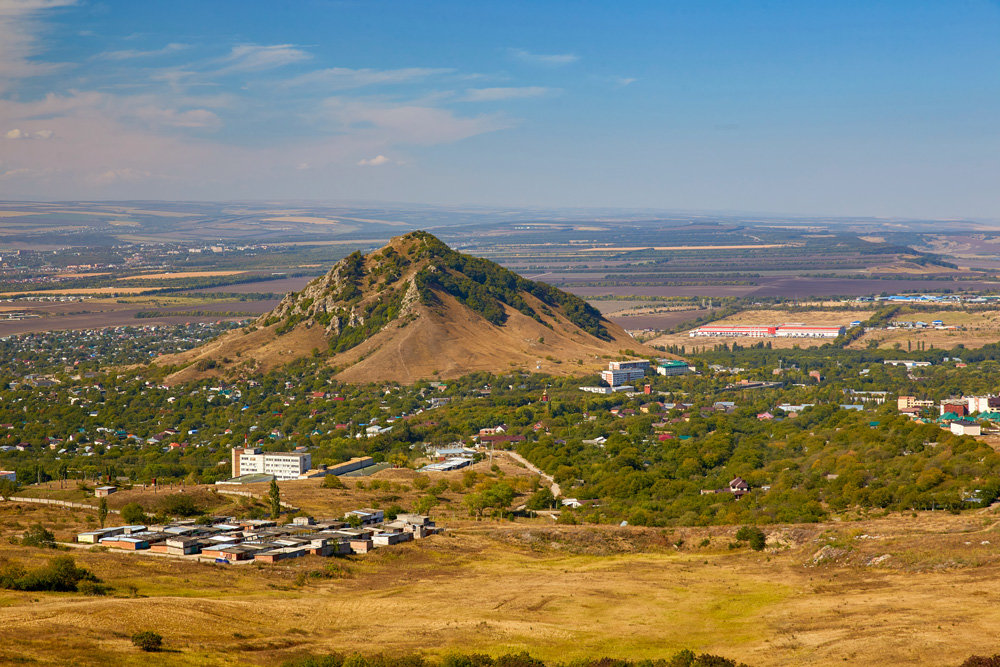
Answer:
[505,450,560,498]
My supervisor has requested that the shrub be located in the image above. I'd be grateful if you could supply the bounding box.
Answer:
[78,580,113,596]
[0,556,99,592]
[322,475,346,489]
[121,502,147,525]
[131,631,163,652]
[19,524,56,548]
[159,493,201,517]
[735,525,766,550]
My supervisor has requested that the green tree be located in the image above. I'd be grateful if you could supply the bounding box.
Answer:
[98,497,108,528]
[121,502,147,525]
[0,477,18,500]
[268,479,281,519]
[525,487,556,510]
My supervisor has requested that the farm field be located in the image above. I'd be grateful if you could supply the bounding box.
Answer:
[0,298,278,335]
[609,309,709,332]
[568,277,1000,300]
[118,271,248,281]
[3,497,1000,666]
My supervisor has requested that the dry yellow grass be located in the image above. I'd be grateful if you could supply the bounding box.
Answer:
[157,287,660,386]
[3,501,1000,666]
[849,309,1000,351]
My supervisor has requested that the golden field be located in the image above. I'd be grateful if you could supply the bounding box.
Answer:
[3,477,1000,666]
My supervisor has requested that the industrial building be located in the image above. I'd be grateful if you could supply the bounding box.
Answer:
[689,324,844,338]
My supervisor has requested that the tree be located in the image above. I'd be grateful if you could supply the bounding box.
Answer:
[0,478,17,500]
[98,497,108,528]
[525,487,556,510]
[131,631,163,652]
[121,502,147,525]
[268,479,281,519]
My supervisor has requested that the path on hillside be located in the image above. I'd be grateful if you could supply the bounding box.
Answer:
[505,450,561,498]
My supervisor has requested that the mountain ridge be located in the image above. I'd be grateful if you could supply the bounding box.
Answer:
[155,231,660,384]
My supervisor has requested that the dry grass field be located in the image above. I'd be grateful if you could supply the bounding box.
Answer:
[0,287,156,296]
[3,498,1000,666]
[849,310,1000,351]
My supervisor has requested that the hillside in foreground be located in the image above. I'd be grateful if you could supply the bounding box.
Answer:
[154,231,657,384]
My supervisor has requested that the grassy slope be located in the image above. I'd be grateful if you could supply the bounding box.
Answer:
[4,491,1000,666]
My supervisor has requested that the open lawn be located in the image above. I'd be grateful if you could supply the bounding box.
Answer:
[4,494,1000,665]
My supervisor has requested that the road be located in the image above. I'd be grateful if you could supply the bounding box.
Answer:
[504,450,560,498]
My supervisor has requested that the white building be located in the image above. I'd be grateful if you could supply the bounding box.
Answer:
[609,360,651,372]
[951,421,982,436]
[967,396,1000,414]
[601,368,646,386]
[657,360,694,376]
[0,470,14,482]
[232,447,311,481]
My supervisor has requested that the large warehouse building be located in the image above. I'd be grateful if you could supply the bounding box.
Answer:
[689,324,844,338]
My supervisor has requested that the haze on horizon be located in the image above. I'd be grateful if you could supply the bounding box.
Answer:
[1,0,999,220]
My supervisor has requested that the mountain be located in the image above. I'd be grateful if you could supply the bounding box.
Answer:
[155,231,659,384]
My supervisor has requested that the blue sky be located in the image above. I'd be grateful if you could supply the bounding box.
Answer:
[1,0,999,218]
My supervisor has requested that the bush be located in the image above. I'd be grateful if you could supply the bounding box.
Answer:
[159,493,201,517]
[0,556,99,592]
[78,580,113,596]
[121,502,147,525]
[19,524,56,548]
[735,525,766,550]
[322,475,346,489]
[131,631,163,652]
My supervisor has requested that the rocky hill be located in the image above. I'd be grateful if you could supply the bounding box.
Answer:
[155,231,659,384]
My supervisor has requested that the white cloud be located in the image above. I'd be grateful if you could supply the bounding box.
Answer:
[92,167,153,185]
[97,42,188,61]
[508,48,579,66]
[615,77,637,87]
[0,0,76,92]
[357,155,392,167]
[322,97,512,146]
[5,127,55,139]
[130,106,221,129]
[461,86,552,102]
[284,66,453,90]
[218,44,311,72]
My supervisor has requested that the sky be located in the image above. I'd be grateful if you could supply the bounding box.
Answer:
[1,0,999,218]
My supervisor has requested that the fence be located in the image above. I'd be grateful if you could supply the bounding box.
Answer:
[3,496,121,514]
